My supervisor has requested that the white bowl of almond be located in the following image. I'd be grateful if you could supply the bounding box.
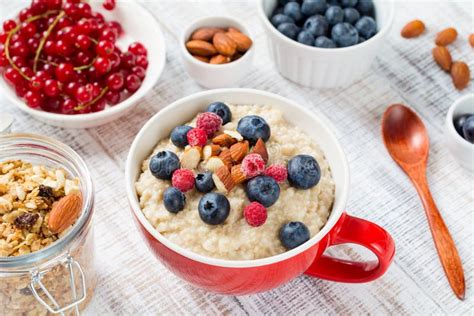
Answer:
[180,16,254,88]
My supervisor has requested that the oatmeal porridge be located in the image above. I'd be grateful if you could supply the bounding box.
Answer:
[136,103,335,260]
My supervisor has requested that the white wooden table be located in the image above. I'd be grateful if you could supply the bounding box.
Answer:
[1,0,473,314]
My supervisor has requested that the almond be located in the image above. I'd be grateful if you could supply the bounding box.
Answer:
[450,61,470,90]
[205,156,225,172]
[213,33,237,57]
[48,193,82,233]
[186,40,217,57]
[210,54,231,64]
[252,138,268,162]
[212,133,237,147]
[432,46,452,71]
[223,130,243,142]
[226,31,252,53]
[219,148,233,169]
[191,27,224,42]
[181,146,202,169]
[435,27,457,46]
[469,34,474,47]
[212,166,235,193]
[203,144,221,161]
[401,20,425,38]
[193,55,209,63]
[228,27,241,33]
[231,164,246,185]
[230,141,249,163]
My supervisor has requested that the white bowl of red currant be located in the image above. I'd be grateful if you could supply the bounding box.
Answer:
[0,0,166,128]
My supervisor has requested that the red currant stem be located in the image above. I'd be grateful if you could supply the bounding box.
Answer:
[4,11,59,81]
[89,38,98,45]
[33,11,66,73]
[39,58,59,67]
[74,56,98,71]
[74,86,109,111]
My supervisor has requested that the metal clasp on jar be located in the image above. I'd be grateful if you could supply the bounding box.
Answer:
[29,254,87,315]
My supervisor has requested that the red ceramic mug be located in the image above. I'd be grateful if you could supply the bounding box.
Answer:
[125,89,395,295]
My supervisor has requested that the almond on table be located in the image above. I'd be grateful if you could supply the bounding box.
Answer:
[435,27,458,46]
[450,61,471,90]
[401,19,426,38]
[432,46,452,71]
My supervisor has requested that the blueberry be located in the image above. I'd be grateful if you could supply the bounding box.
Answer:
[198,193,230,225]
[325,6,344,25]
[331,22,359,47]
[273,7,284,15]
[245,176,280,207]
[343,7,360,24]
[303,15,328,37]
[237,115,271,145]
[163,187,186,214]
[301,0,327,16]
[314,35,336,48]
[287,154,321,189]
[195,172,215,193]
[279,222,310,249]
[358,36,366,43]
[462,116,474,143]
[170,125,192,148]
[341,0,358,7]
[356,0,374,16]
[207,101,232,124]
[271,13,295,27]
[297,30,315,46]
[453,114,470,136]
[283,2,304,23]
[355,16,377,38]
[277,22,300,39]
[149,151,180,180]
[279,0,297,5]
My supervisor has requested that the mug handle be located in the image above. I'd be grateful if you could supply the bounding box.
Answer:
[305,212,395,283]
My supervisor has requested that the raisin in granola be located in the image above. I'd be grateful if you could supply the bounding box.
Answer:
[14,213,39,229]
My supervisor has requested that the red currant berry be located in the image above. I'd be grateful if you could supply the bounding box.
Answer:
[103,0,116,11]
[74,51,93,66]
[109,52,121,69]
[11,41,29,57]
[3,20,17,32]
[91,12,104,22]
[11,56,26,68]
[76,18,92,35]
[77,3,92,18]
[19,67,34,79]
[131,66,146,80]
[129,42,147,56]
[96,40,114,57]
[75,85,92,103]
[34,70,51,81]
[41,96,63,112]
[27,37,40,51]
[24,91,43,108]
[64,81,80,96]
[55,63,76,83]
[20,22,36,38]
[4,68,22,86]
[57,16,73,29]
[106,21,122,35]
[90,98,106,112]
[120,52,136,69]
[105,90,120,105]
[125,74,141,92]
[15,82,29,97]
[94,57,112,75]
[63,3,79,18]
[19,9,33,22]
[44,40,56,55]
[29,76,44,92]
[86,66,99,81]
[30,0,48,15]
[90,83,101,98]
[75,34,91,50]
[35,18,48,32]
[99,28,117,42]
[40,63,55,76]
[55,39,73,56]
[0,33,7,44]
[106,72,124,91]
[44,79,61,97]
[135,55,148,69]
[0,50,7,67]
[61,98,77,114]
[75,106,91,114]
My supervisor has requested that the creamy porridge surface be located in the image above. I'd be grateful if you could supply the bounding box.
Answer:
[135,104,335,260]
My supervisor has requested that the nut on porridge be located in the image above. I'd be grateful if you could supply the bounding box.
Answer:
[136,103,335,260]
[0,160,81,257]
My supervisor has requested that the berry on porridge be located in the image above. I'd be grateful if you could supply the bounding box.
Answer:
[0,160,81,257]
[136,103,335,260]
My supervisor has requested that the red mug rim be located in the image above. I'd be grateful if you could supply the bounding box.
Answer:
[125,88,350,268]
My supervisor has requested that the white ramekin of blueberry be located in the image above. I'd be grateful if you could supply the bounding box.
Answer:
[446,94,474,172]
[258,0,394,88]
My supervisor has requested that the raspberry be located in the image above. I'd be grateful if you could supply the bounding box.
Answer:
[265,164,288,183]
[241,153,266,178]
[171,169,195,192]
[186,128,208,147]
[196,112,222,137]
[244,202,267,227]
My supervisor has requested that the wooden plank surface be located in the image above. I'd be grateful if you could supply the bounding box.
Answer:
[0,0,472,315]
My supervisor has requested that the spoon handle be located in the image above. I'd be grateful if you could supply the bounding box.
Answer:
[412,174,465,300]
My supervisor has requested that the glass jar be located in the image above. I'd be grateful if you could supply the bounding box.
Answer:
[0,133,96,315]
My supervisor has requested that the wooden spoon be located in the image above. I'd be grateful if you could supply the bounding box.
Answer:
[382,104,465,300]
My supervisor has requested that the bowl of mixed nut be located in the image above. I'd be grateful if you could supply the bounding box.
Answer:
[180,16,254,88]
